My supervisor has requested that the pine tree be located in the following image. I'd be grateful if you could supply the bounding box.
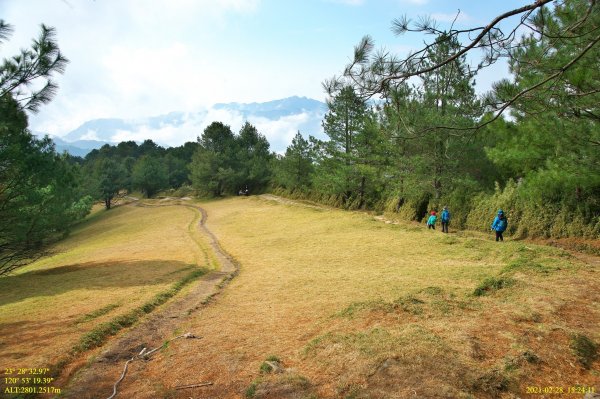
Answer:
[274,132,315,191]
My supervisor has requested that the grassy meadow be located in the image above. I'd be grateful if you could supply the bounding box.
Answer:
[124,196,599,399]
[0,203,209,373]
[0,196,598,399]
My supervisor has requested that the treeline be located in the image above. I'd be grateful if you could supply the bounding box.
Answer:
[81,139,198,207]
[271,0,600,239]
[77,121,273,208]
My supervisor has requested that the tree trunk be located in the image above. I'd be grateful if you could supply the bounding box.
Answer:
[359,176,366,208]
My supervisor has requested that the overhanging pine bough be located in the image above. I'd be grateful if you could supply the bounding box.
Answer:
[324,0,600,132]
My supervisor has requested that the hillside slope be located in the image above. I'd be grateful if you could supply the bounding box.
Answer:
[104,196,599,398]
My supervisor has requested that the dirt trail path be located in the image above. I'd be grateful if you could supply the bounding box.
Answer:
[62,203,238,399]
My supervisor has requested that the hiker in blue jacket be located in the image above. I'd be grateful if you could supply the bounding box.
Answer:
[441,206,450,233]
[491,209,508,242]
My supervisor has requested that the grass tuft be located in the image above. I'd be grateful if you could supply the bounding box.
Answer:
[259,355,283,374]
[473,276,516,296]
[570,333,598,369]
[72,268,205,354]
[421,286,443,296]
[265,354,281,362]
[244,380,259,398]
[471,368,511,394]
[439,236,459,245]
[76,303,121,323]
[504,350,540,372]
[394,295,425,315]
[336,299,395,318]
[501,255,555,275]
[259,362,272,374]
[523,350,540,364]
[245,374,313,399]
[336,287,474,319]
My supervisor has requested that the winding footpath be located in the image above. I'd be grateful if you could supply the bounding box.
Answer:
[62,202,238,399]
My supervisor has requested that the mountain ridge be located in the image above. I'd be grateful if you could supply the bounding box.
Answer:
[49,96,327,156]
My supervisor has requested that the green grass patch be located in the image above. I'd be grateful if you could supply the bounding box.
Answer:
[259,355,282,374]
[501,256,555,275]
[245,374,313,399]
[72,268,205,354]
[463,238,487,249]
[504,350,540,372]
[570,334,598,369]
[304,327,435,357]
[265,354,281,362]
[395,295,426,315]
[473,276,516,296]
[259,362,273,374]
[245,379,259,398]
[336,287,474,319]
[471,368,511,395]
[76,303,121,323]
[439,235,460,245]
[336,299,396,318]
[334,287,474,319]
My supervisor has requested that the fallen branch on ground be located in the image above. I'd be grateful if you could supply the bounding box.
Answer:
[105,332,202,399]
[175,382,213,390]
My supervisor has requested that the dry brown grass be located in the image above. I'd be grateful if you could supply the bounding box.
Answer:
[0,204,208,370]
[112,196,599,398]
[2,196,597,398]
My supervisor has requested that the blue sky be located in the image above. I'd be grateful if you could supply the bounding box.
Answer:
[1,0,534,144]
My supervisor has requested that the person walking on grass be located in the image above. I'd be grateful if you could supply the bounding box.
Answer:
[426,211,437,230]
[441,206,451,233]
[491,209,508,241]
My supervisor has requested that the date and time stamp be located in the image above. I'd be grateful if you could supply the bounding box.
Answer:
[525,386,596,395]
[1,367,597,397]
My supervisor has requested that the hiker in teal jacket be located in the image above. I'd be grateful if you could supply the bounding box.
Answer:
[491,209,508,242]
[426,211,437,230]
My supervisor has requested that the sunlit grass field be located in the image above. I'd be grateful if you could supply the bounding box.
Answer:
[0,196,597,398]
[137,196,599,399]
[0,204,208,369]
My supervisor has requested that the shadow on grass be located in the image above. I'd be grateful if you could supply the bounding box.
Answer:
[0,260,196,307]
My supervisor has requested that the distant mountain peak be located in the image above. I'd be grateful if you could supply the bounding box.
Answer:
[213,96,326,119]
[51,96,327,155]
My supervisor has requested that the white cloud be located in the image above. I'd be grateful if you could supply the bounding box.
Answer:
[193,109,324,153]
[248,113,312,153]
[2,0,267,136]
[81,130,100,141]
[57,105,324,154]
[109,113,207,146]
[101,42,208,114]
[201,109,246,134]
